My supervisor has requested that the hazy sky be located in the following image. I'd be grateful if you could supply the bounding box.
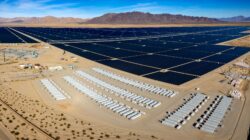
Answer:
[0,0,250,18]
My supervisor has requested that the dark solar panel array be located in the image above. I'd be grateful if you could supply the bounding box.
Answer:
[0,27,23,43]
[0,27,38,43]
[13,26,250,85]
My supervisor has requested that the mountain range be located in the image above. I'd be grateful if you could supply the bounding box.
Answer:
[0,16,88,24]
[0,12,249,25]
[85,12,220,24]
[219,16,250,22]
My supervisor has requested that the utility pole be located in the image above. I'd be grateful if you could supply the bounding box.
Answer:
[3,49,6,62]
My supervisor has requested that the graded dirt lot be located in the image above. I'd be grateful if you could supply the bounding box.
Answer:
[220,33,250,47]
[0,28,249,140]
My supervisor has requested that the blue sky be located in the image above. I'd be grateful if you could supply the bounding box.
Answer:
[0,0,250,18]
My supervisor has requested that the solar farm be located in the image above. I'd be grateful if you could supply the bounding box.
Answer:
[10,26,250,85]
[0,26,250,140]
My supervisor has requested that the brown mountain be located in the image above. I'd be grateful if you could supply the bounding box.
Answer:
[219,16,250,22]
[0,12,222,25]
[86,11,221,24]
[0,16,88,24]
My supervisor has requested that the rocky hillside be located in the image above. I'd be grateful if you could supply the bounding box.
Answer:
[86,12,221,24]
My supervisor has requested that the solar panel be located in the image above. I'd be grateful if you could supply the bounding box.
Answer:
[145,71,197,85]
[99,59,158,75]
[158,50,213,59]
[171,61,223,76]
[203,53,240,63]
[123,55,191,69]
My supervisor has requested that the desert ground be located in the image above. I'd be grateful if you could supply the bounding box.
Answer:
[0,28,249,140]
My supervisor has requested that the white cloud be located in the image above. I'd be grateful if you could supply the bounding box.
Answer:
[106,2,170,13]
[0,0,85,17]
[0,1,174,18]
[16,0,77,10]
[1,1,249,18]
